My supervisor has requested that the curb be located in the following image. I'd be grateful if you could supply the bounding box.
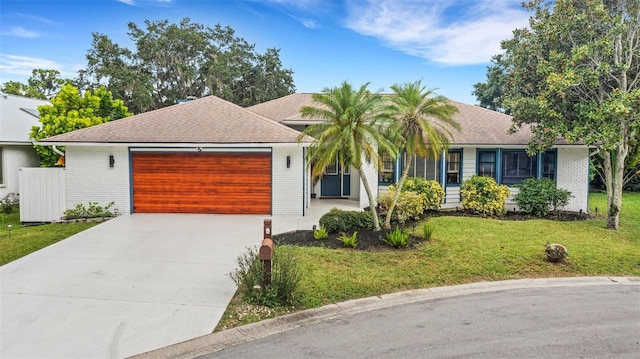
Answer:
[129,276,640,359]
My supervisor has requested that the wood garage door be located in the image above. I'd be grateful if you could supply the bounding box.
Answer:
[131,152,271,214]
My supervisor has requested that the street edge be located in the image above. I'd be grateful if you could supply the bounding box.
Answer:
[129,276,640,359]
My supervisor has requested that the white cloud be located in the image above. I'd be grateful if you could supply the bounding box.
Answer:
[14,13,55,25]
[0,54,79,83]
[117,0,173,7]
[290,15,319,29]
[344,0,530,65]
[2,26,42,38]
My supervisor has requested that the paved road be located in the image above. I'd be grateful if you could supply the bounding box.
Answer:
[136,278,640,359]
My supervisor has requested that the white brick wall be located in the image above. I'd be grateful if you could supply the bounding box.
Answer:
[359,158,378,209]
[556,147,590,213]
[437,146,590,212]
[65,146,131,215]
[1,145,40,197]
[272,145,305,216]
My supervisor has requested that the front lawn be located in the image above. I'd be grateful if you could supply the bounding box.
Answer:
[0,210,98,266]
[216,191,640,330]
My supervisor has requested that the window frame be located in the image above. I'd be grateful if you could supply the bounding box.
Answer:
[446,150,462,186]
[477,149,498,180]
[404,153,441,181]
[501,150,538,186]
[378,153,395,184]
[541,150,557,180]
[324,157,338,175]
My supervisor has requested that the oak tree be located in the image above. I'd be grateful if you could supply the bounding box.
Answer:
[501,0,640,230]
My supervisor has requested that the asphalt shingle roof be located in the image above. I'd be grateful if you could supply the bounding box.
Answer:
[41,95,310,144]
[247,93,570,146]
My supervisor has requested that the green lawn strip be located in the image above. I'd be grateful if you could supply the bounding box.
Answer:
[0,211,98,266]
[216,192,640,331]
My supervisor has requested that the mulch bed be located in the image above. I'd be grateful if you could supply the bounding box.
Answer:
[273,209,592,251]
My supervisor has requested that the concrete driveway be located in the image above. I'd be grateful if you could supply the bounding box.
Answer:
[1,212,320,359]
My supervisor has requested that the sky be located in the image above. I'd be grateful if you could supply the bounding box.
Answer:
[0,0,532,105]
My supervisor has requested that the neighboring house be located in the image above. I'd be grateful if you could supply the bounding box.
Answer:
[36,95,312,217]
[0,93,47,197]
[247,93,591,213]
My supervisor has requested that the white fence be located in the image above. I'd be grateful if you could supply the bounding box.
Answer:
[19,167,66,223]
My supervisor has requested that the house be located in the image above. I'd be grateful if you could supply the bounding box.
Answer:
[33,92,590,221]
[0,93,48,197]
[247,93,591,213]
[36,96,312,216]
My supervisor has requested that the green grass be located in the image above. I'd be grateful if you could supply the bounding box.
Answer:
[216,192,640,330]
[0,210,98,266]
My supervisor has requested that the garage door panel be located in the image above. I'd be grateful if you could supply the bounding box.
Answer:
[132,152,272,214]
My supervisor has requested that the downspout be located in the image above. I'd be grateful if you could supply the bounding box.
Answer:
[52,145,65,166]
[52,145,64,157]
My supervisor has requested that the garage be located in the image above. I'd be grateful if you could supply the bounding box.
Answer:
[131,151,272,214]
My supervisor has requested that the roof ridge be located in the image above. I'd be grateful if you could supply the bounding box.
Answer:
[206,95,309,139]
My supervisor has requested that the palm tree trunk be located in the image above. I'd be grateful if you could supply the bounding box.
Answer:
[358,166,381,231]
[384,155,412,229]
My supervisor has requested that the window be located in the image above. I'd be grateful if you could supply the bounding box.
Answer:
[446,151,461,185]
[379,153,395,183]
[542,150,556,179]
[475,148,558,185]
[405,154,440,181]
[477,150,497,179]
[502,151,537,185]
[324,157,338,175]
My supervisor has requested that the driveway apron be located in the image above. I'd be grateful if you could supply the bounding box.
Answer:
[1,214,274,358]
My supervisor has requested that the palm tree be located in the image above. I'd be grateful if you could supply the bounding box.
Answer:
[382,80,460,229]
[297,81,397,231]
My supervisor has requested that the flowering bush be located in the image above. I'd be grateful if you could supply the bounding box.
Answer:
[399,177,445,210]
[377,189,425,224]
[460,175,511,217]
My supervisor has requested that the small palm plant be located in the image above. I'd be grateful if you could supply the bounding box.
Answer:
[313,226,329,240]
[383,227,410,248]
[337,232,358,248]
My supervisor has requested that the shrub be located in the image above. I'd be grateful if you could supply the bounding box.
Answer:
[400,177,445,210]
[1,193,19,214]
[544,242,568,263]
[229,246,301,308]
[460,175,511,217]
[313,226,328,240]
[319,208,374,233]
[383,227,410,248]
[63,201,116,220]
[337,232,357,248]
[377,189,425,224]
[415,222,435,241]
[514,178,572,217]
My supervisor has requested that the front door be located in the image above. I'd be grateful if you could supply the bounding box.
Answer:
[320,157,350,197]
